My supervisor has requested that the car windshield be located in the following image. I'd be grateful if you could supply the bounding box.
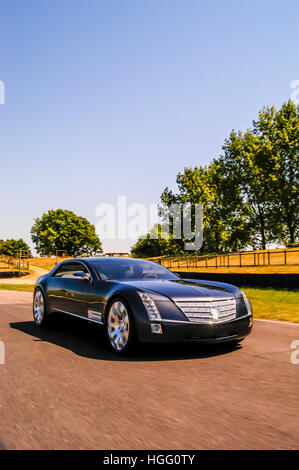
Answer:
[90,258,179,281]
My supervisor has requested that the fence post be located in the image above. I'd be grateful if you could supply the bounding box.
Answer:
[284,250,287,265]
[268,251,270,265]
[239,253,242,267]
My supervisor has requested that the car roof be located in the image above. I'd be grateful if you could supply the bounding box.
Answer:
[64,257,143,263]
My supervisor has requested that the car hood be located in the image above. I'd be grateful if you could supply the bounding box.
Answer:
[119,279,237,300]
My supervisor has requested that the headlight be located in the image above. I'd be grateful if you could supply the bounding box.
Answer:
[241,291,252,315]
[137,292,161,321]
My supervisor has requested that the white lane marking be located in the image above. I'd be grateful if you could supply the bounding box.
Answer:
[255,318,299,326]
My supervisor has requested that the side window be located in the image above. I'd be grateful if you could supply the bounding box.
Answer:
[53,263,89,279]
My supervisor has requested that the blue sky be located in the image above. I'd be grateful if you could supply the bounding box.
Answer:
[0,0,298,253]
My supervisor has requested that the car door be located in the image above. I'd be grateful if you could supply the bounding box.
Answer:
[48,261,91,318]
[46,263,70,312]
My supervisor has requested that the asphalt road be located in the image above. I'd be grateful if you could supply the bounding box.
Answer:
[0,291,298,450]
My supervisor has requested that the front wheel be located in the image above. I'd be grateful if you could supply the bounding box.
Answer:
[230,338,245,347]
[105,298,136,354]
[33,288,48,327]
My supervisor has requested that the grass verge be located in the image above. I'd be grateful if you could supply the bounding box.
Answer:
[0,284,34,293]
[243,287,299,323]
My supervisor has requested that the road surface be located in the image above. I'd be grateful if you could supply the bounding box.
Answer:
[0,290,298,449]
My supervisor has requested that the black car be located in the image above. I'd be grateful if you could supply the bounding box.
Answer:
[33,257,253,354]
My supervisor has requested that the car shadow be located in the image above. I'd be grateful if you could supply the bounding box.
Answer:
[10,313,242,362]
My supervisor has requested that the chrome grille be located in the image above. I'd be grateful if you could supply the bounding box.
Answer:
[174,297,236,323]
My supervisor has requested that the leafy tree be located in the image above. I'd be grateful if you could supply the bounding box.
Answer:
[31,209,103,256]
[161,163,250,253]
[0,238,31,257]
[220,129,274,249]
[221,101,299,248]
[257,101,298,245]
[131,224,184,258]
[161,101,298,253]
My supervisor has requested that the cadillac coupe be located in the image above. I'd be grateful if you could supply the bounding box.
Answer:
[33,257,253,354]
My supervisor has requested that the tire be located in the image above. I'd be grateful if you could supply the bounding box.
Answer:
[105,297,137,354]
[230,338,245,347]
[33,288,48,327]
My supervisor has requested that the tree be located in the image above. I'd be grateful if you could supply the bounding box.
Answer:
[257,101,299,245]
[161,101,298,253]
[31,209,103,256]
[0,238,31,257]
[160,163,250,253]
[131,224,184,258]
[220,129,274,249]
[221,101,299,248]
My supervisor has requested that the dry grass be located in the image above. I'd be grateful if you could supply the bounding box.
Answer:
[166,248,299,274]
[29,257,71,272]
[175,265,299,274]
[0,267,20,272]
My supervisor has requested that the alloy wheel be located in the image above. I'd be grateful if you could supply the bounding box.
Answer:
[107,301,130,352]
[33,290,44,325]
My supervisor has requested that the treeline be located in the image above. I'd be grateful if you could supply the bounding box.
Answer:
[1,210,103,258]
[132,101,299,258]
[0,239,31,257]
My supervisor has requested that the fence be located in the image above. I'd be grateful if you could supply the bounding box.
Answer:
[0,250,30,271]
[145,248,299,270]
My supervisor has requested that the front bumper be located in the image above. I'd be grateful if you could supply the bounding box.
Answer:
[137,314,253,344]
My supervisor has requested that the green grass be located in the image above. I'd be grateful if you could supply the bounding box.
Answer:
[243,287,299,323]
[0,284,34,292]
[0,284,298,323]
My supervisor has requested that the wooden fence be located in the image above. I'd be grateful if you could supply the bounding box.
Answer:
[0,251,30,271]
[145,248,299,270]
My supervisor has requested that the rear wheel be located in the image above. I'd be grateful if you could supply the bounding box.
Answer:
[33,289,48,327]
[105,298,136,354]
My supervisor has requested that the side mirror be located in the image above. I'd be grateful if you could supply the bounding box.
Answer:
[73,271,91,281]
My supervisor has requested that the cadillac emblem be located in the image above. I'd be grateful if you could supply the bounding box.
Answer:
[210,306,219,320]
